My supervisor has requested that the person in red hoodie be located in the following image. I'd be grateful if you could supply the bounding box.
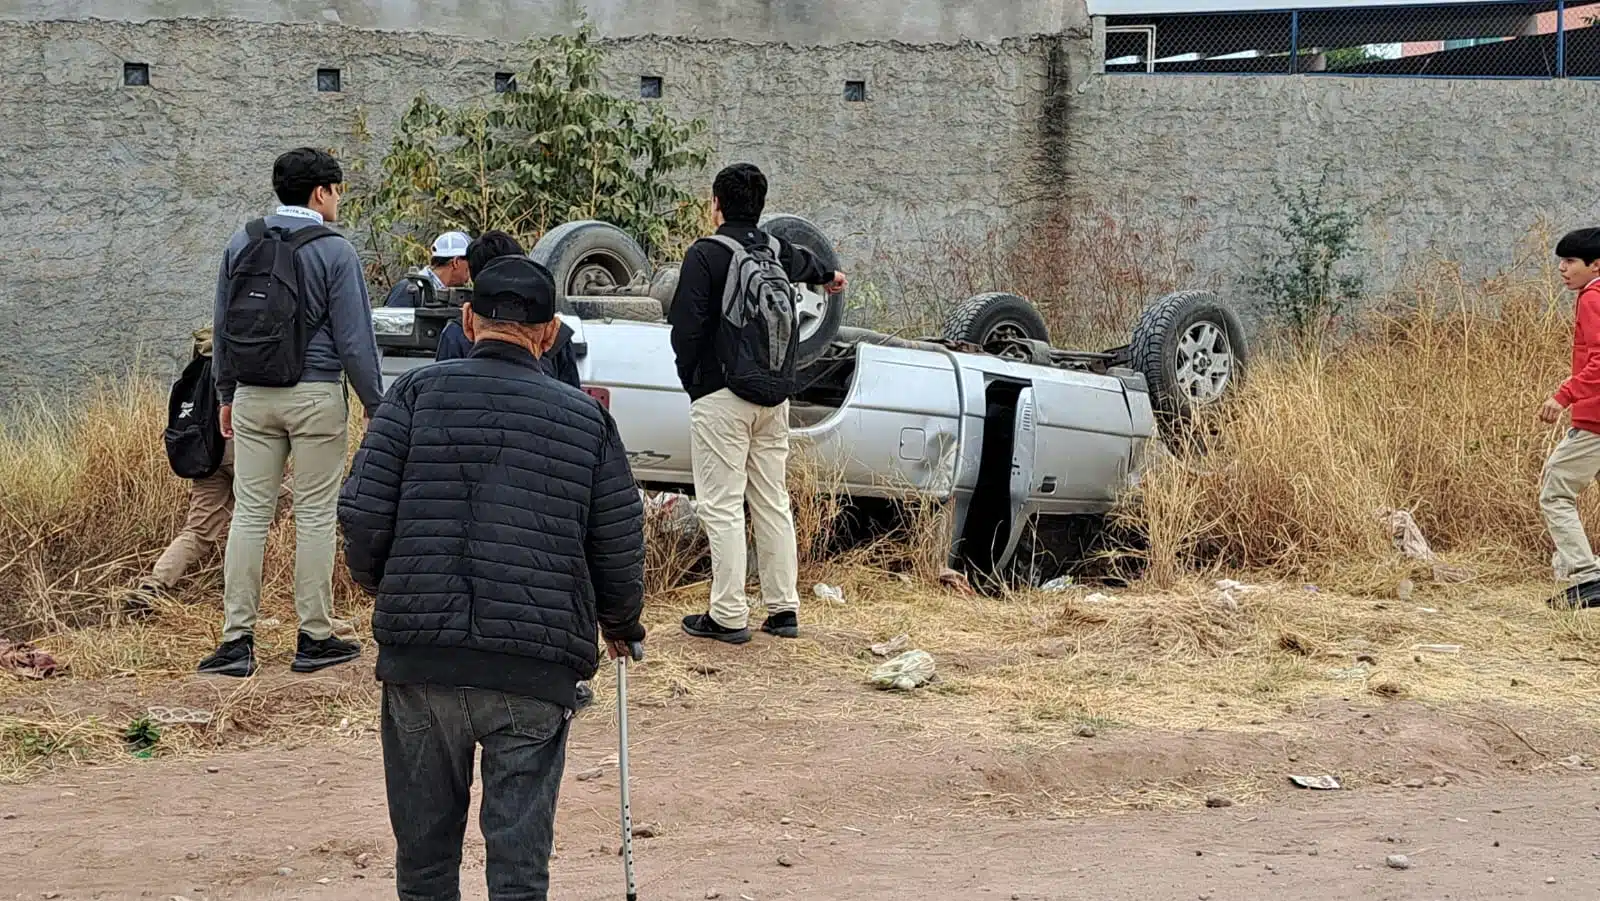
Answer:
[1539,227,1600,610]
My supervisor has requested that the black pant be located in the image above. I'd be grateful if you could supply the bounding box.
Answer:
[381,682,571,901]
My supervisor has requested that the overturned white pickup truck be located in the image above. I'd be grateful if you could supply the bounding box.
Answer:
[373,216,1246,582]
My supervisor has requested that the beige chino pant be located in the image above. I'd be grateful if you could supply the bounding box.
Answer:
[689,389,800,630]
[1540,427,1600,583]
[221,381,347,641]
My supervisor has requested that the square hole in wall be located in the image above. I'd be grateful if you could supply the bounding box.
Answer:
[640,75,663,99]
[317,68,342,93]
[494,72,518,93]
[123,62,150,87]
[844,80,867,102]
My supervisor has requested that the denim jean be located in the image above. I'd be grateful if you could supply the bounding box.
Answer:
[381,682,572,901]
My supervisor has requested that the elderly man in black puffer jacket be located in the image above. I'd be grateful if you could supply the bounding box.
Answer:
[338,255,646,901]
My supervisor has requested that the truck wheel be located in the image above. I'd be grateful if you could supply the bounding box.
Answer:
[941,293,1050,346]
[760,214,846,366]
[530,221,651,315]
[1128,290,1247,421]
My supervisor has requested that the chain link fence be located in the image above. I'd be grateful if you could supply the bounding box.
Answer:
[1104,1,1600,78]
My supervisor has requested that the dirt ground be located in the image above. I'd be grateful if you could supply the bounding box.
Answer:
[4,576,1600,900]
[3,656,1599,901]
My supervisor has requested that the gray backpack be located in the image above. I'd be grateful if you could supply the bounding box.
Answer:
[705,234,799,407]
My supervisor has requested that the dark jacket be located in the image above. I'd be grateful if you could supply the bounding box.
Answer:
[437,321,580,390]
[434,320,470,362]
[337,340,645,710]
[382,274,427,309]
[667,221,834,402]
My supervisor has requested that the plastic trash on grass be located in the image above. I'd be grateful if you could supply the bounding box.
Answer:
[813,583,845,604]
[870,650,936,691]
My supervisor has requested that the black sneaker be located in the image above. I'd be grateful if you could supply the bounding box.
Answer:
[291,632,362,673]
[1548,578,1600,611]
[760,611,800,639]
[198,635,256,678]
[681,612,752,645]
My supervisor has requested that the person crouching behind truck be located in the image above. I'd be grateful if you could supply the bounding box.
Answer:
[123,328,292,617]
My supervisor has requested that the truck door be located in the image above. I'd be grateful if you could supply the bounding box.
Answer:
[1026,378,1136,510]
[995,386,1040,572]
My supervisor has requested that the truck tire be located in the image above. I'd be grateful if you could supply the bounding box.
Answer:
[941,292,1050,346]
[530,221,651,315]
[1128,290,1247,421]
[760,213,846,366]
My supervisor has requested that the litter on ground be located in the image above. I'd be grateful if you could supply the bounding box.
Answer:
[1413,644,1463,655]
[145,706,215,725]
[1329,663,1372,681]
[643,490,700,535]
[938,569,975,596]
[813,583,845,604]
[870,634,910,657]
[0,639,63,679]
[1376,508,1474,583]
[1288,774,1343,791]
[870,650,936,691]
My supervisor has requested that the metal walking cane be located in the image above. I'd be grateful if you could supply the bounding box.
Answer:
[616,640,645,901]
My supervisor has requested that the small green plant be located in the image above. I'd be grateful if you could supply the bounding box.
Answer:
[1249,163,1368,344]
[123,716,161,754]
[15,727,69,759]
[343,20,711,286]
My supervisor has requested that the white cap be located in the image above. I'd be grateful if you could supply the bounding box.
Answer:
[431,231,470,258]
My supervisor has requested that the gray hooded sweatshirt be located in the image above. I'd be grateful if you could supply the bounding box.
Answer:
[212,207,385,411]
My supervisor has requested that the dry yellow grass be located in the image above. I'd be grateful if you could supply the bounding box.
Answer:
[0,380,188,636]
[1122,253,1591,591]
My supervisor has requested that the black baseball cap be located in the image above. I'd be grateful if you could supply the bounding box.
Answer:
[471,256,557,324]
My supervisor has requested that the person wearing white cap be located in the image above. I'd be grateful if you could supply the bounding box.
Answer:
[382,230,472,308]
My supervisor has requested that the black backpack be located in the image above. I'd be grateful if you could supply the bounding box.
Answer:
[705,234,800,407]
[164,353,226,479]
[214,219,339,387]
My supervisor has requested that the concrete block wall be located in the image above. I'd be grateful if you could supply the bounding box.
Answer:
[1065,74,1600,304]
[6,7,1597,398]
[1,0,1085,44]
[0,18,1056,394]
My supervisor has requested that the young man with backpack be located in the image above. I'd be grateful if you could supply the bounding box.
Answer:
[200,147,385,678]
[668,163,846,644]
